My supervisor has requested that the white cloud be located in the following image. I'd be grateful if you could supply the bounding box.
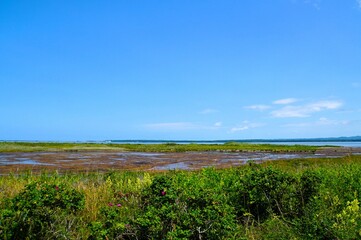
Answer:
[214,122,222,127]
[284,118,350,127]
[308,101,343,110]
[271,100,343,118]
[272,106,309,118]
[199,108,218,114]
[230,121,264,132]
[357,0,361,8]
[317,118,349,126]
[245,105,271,111]
[273,98,299,105]
[231,126,249,132]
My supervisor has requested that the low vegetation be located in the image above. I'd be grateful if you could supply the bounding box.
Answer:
[1,155,361,239]
[0,141,320,153]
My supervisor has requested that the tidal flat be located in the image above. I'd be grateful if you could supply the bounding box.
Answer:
[0,142,360,173]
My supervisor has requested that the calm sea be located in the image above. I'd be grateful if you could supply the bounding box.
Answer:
[108,140,361,147]
[254,141,361,147]
[2,140,360,147]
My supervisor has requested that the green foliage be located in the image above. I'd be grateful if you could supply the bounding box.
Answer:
[0,181,85,239]
[259,216,299,240]
[299,170,322,212]
[13,181,85,212]
[295,164,361,239]
[88,204,137,240]
[238,167,299,221]
[331,199,361,239]
[0,156,361,238]
[87,172,151,239]
[137,170,238,239]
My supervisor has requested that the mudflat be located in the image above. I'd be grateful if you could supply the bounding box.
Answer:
[0,147,360,173]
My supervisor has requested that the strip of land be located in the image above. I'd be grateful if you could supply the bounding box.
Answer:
[0,141,324,152]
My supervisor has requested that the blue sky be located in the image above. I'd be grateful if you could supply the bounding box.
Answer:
[1,0,361,141]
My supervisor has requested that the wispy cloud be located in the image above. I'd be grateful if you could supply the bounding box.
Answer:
[273,98,299,105]
[230,121,264,132]
[271,100,343,118]
[315,117,349,126]
[284,117,350,127]
[357,0,361,8]
[214,122,222,127]
[230,126,249,132]
[245,105,271,111]
[199,108,218,114]
[144,121,223,131]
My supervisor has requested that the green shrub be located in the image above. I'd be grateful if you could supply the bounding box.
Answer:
[238,167,299,222]
[295,165,361,239]
[1,157,361,239]
[88,205,137,240]
[137,171,237,239]
[0,181,85,239]
[259,215,299,240]
[298,170,322,215]
[88,190,139,240]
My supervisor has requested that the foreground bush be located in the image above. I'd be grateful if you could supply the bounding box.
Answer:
[0,181,85,239]
[238,167,300,222]
[1,156,361,239]
[137,171,238,239]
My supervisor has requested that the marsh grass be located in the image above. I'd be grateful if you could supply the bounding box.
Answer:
[0,142,126,152]
[0,174,27,205]
[0,141,320,153]
[262,154,361,172]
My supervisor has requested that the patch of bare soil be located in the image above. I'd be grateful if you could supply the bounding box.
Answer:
[0,147,360,174]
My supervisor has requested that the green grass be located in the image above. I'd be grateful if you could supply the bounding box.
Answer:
[0,141,320,153]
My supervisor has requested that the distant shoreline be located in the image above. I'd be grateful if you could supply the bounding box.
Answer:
[2,136,361,143]
[2,137,361,147]
[109,136,361,143]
